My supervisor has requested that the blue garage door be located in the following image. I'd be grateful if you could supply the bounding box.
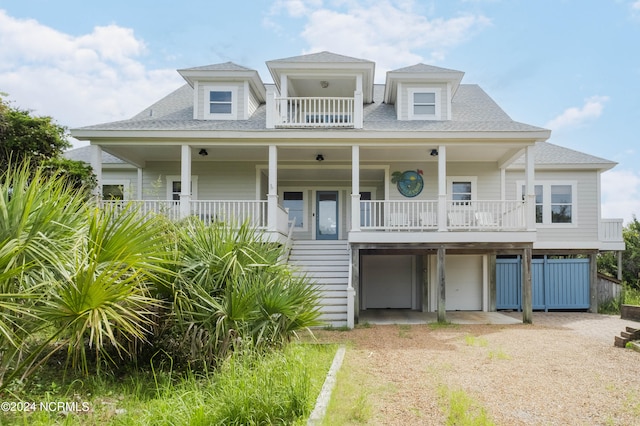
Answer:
[496,256,590,311]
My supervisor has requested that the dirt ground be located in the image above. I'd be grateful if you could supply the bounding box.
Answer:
[310,313,640,425]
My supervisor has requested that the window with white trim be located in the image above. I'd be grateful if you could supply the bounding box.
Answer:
[519,181,576,225]
[447,177,477,205]
[102,179,130,201]
[166,176,198,201]
[282,191,306,230]
[408,88,441,120]
[203,86,237,120]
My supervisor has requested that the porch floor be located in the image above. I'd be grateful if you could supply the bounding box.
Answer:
[359,309,522,325]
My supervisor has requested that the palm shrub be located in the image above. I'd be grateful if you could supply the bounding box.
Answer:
[0,163,177,387]
[39,205,176,374]
[171,218,321,364]
[0,162,87,387]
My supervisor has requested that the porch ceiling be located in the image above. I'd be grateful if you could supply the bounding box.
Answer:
[101,143,524,168]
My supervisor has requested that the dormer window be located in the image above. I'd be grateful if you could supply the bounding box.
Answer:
[409,88,441,120]
[203,85,237,120]
[209,91,232,114]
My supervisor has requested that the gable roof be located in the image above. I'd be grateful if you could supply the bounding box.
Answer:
[178,62,254,72]
[267,51,373,64]
[385,63,465,104]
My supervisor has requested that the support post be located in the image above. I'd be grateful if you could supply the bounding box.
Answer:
[180,145,192,219]
[90,145,102,200]
[489,254,497,312]
[351,145,361,232]
[437,245,446,323]
[349,245,359,328]
[525,145,536,231]
[437,146,447,232]
[589,252,599,313]
[267,145,278,232]
[522,247,533,324]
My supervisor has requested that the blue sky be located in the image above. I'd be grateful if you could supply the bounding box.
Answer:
[1,0,639,223]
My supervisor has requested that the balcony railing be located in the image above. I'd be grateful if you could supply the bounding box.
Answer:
[600,218,624,242]
[274,96,355,128]
[360,200,527,231]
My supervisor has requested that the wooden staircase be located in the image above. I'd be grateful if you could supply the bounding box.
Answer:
[288,240,350,327]
[614,327,640,348]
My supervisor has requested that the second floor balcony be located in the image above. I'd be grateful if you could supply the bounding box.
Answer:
[266,90,363,129]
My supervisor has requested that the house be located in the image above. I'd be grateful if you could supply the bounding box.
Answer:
[70,51,625,328]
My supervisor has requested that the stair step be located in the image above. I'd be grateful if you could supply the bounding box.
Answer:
[626,327,639,334]
[614,335,630,348]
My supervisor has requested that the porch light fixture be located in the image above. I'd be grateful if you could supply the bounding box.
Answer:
[316,154,324,162]
[430,149,438,157]
[199,149,208,156]
[320,80,329,89]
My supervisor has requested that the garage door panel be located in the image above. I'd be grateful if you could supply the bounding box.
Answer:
[446,255,482,311]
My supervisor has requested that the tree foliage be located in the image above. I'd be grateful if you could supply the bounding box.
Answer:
[0,95,95,193]
[598,216,640,290]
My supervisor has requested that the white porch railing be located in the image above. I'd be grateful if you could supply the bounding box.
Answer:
[361,200,439,230]
[102,200,181,221]
[191,200,268,228]
[274,96,355,128]
[600,218,624,242]
[101,200,269,228]
[360,200,527,231]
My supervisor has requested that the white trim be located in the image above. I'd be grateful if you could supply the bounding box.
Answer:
[517,180,578,227]
[166,175,199,200]
[408,88,441,120]
[203,85,238,120]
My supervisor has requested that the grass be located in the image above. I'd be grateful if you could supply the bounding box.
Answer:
[397,324,412,338]
[437,385,495,426]
[1,343,337,425]
[464,334,488,347]
[599,286,640,314]
[322,354,373,425]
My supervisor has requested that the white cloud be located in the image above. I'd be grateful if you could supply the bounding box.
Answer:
[601,168,640,225]
[0,10,183,137]
[545,96,609,131]
[267,0,491,80]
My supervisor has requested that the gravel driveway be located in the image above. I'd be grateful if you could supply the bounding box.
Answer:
[312,313,640,425]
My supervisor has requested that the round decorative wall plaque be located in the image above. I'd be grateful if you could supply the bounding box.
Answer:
[391,169,424,198]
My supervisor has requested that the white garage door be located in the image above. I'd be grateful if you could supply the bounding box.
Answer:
[445,255,483,311]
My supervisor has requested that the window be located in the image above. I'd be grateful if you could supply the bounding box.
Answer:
[203,86,238,120]
[551,185,572,223]
[408,88,441,120]
[519,181,576,225]
[283,191,305,229]
[209,91,232,114]
[101,180,130,201]
[413,92,436,115]
[102,184,125,200]
[166,176,198,201]
[360,191,372,227]
[447,177,477,206]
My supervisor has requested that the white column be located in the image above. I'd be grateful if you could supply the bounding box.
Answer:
[180,145,192,219]
[137,168,143,199]
[437,145,447,231]
[351,145,361,231]
[90,144,102,199]
[267,145,278,232]
[525,144,536,230]
[354,74,363,128]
